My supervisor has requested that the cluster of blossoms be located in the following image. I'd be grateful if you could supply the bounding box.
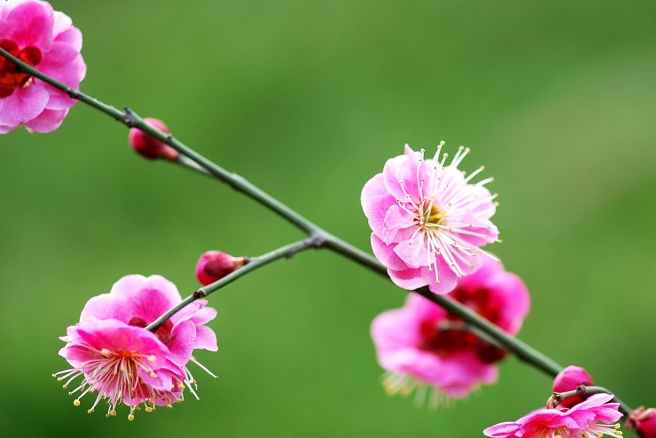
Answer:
[485,366,624,438]
[54,275,218,420]
[364,144,526,403]
[0,0,85,133]
[1,1,650,435]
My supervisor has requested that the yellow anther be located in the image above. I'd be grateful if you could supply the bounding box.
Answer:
[73,399,81,407]
[128,414,135,421]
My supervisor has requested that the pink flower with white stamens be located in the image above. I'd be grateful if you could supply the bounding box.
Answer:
[56,319,185,420]
[484,393,623,438]
[0,0,86,133]
[55,275,218,419]
[361,143,499,295]
[371,258,529,406]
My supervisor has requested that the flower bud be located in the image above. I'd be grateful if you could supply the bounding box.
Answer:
[195,251,247,286]
[128,118,179,161]
[630,407,656,438]
[552,365,595,408]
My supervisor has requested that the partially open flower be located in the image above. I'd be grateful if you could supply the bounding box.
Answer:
[0,0,86,133]
[552,365,596,408]
[371,258,529,406]
[128,118,179,160]
[361,143,499,295]
[484,393,623,438]
[195,250,248,286]
[629,407,656,438]
[55,274,218,419]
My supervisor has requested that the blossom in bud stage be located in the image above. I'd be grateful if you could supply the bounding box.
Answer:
[195,250,247,286]
[629,407,656,438]
[370,258,529,407]
[361,143,499,295]
[553,365,596,408]
[484,393,623,438]
[0,0,86,133]
[55,275,218,419]
[128,118,179,160]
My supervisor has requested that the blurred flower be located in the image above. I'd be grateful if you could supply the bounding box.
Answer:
[128,118,179,160]
[361,143,499,295]
[630,407,656,438]
[0,0,86,133]
[195,250,247,286]
[371,258,529,406]
[55,275,218,419]
[552,365,596,408]
[484,393,623,438]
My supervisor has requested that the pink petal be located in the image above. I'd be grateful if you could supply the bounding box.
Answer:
[361,173,396,237]
[2,1,54,50]
[79,294,130,322]
[0,84,49,127]
[483,422,520,437]
[167,320,196,366]
[24,107,68,132]
[388,266,428,290]
[371,234,407,271]
[194,325,218,351]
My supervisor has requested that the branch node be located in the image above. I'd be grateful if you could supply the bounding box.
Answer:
[123,106,138,127]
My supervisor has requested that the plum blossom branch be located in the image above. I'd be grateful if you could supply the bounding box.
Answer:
[0,47,568,387]
[145,238,316,332]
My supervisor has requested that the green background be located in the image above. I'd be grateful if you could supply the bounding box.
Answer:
[1,0,655,436]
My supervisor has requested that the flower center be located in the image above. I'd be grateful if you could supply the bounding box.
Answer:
[419,287,507,364]
[0,40,42,98]
[422,201,446,226]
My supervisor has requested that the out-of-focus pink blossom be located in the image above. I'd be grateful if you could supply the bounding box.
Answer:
[195,250,247,286]
[553,365,596,408]
[361,143,499,295]
[371,258,529,405]
[484,393,623,438]
[55,275,217,418]
[128,118,179,160]
[0,0,86,133]
[630,407,656,438]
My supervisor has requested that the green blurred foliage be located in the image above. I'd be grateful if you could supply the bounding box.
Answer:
[1,0,655,436]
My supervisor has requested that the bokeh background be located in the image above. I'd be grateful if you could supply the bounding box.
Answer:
[1,0,656,436]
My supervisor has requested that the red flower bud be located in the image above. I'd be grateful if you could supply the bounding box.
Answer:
[195,251,247,286]
[128,118,179,161]
[630,407,656,438]
[552,365,595,408]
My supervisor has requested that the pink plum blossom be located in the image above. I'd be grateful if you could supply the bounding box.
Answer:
[361,143,499,295]
[371,258,529,406]
[55,275,218,419]
[128,118,179,161]
[484,393,623,438]
[55,319,186,420]
[195,250,248,286]
[552,365,596,408]
[0,0,86,133]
